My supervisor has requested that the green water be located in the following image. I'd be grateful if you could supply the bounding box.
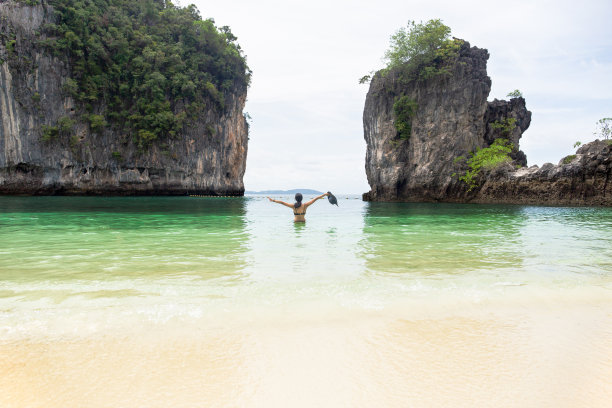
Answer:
[0,196,611,338]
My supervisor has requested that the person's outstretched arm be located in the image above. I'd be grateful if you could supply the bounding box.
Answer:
[267,197,295,208]
[304,193,329,208]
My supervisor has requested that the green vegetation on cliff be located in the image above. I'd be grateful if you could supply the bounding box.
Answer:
[384,19,462,79]
[359,19,461,84]
[362,20,462,143]
[561,154,576,164]
[41,0,250,147]
[506,89,523,98]
[393,96,418,140]
[383,19,462,80]
[454,139,514,192]
[489,117,517,135]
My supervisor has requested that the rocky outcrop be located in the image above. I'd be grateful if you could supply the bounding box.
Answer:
[478,140,612,205]
[0,1,248,195]
[484,98,530,166]
[362,40,612,206]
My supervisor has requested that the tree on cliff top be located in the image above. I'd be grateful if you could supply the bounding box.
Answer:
[359,19,461,84]
[383,19,450,68]
[359,19,461,83]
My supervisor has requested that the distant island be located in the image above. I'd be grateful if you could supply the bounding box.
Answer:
[245,189,323,195]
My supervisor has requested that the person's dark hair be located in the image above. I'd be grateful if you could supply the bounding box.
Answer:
[294,193,303,209]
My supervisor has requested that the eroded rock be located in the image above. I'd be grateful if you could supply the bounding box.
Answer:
[362,40,611,206]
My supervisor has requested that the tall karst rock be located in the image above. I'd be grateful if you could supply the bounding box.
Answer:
[363,40,612,206]
[0,1,249,195]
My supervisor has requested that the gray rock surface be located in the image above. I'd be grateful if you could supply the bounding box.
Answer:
[0,1,248,195]
[362,40,611,206]
[478,140,612,205]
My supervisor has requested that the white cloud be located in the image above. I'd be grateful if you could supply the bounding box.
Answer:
[193,0,612,192]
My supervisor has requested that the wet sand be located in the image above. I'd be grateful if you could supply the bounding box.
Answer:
[2,298,611,408]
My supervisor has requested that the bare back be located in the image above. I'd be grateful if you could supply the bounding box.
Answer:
[293,204,307,222]
[267,193,328,222]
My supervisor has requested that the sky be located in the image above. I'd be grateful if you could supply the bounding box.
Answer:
[190,0,612,194]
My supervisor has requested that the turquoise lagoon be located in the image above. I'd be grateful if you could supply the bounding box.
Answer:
[0,196,611,407]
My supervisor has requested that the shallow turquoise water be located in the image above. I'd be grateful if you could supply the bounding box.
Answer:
[1,195,611,335]
[1,196,612,406]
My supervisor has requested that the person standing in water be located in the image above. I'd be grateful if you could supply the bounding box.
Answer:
[267,192,329,222]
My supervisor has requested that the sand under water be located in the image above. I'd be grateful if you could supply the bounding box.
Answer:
[1,196,611,407]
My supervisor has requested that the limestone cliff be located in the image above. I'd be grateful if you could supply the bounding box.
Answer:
[362,40,612,206]
[0,1,248,195]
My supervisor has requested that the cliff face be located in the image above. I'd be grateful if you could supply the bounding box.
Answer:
[0,2,248,195]
[363,40,612,206]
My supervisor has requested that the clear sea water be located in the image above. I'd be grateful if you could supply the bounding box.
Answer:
[1,196,611,407]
